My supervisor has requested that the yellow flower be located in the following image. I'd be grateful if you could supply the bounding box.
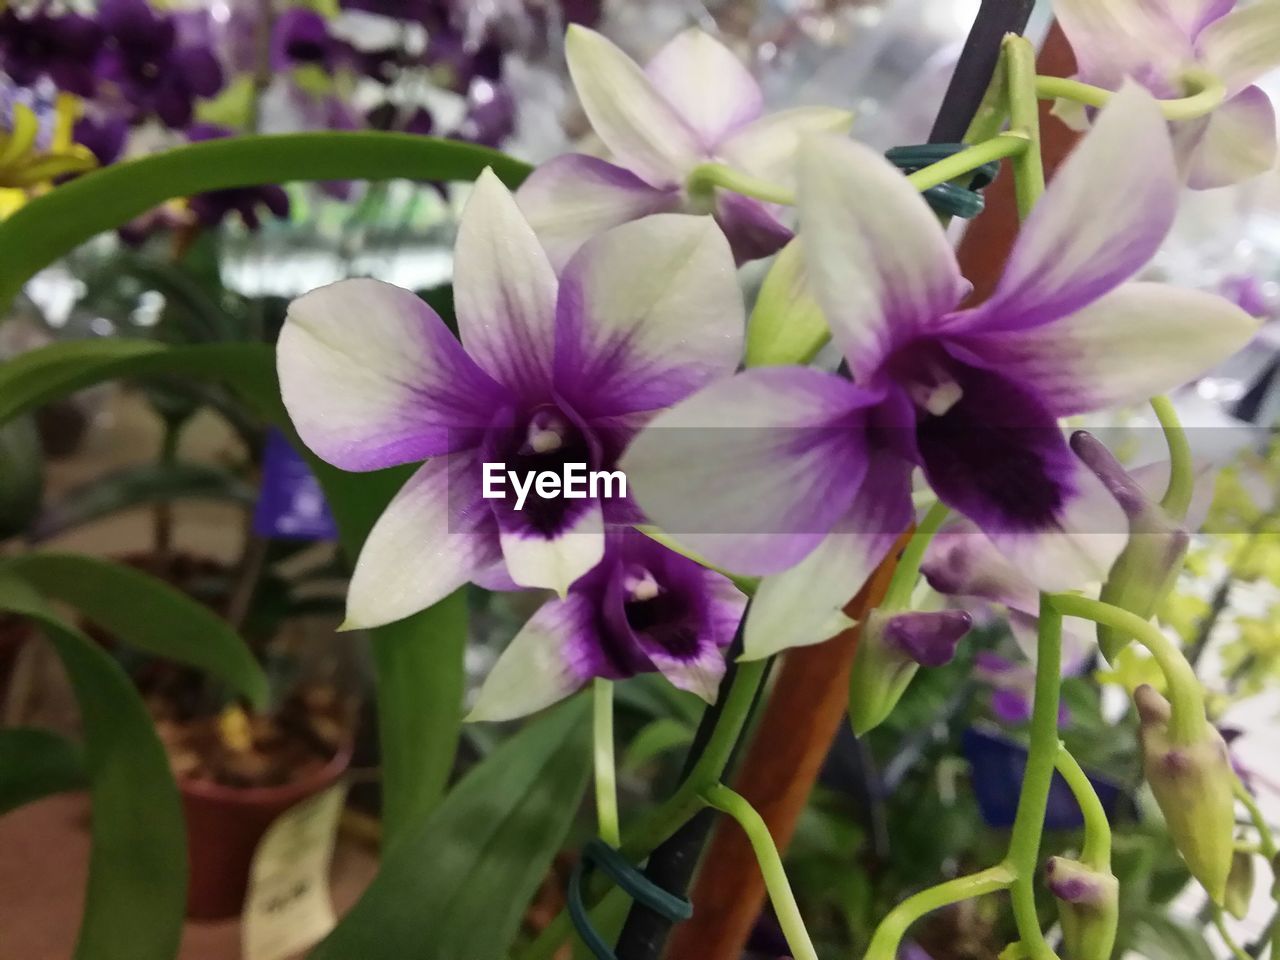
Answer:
[0,90,97,215]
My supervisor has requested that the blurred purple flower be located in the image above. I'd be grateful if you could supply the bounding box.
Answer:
[73,113,128,166]
[451,79,515,147]
[271,8,345,72]
[184,124,290,229]
[973,651,1072,727]
[0,8,104,97]
[97,0,223,128]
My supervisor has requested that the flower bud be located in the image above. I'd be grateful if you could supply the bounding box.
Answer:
[849,609,972,735]
[1135,684,1235,903]
[1225,850,1256,920]
[1071,432,1190,663]
[1045,857,1119,960]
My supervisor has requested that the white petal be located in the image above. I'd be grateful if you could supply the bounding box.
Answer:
[278,278,503,471]
[466,595,593,722]
[621,367,875,576]
[454,168,559,398]
[1053,0,1191,88]
[515,154,682,272]
[1185,86,1278,190]
[1197,4,1280,96]
[500,501,605,596]
[719,106,855,188]
[743,456,914,660]
[966,84,1177,328]
[555,214,744,417]
[798,134,966,380]
[565,25,704,186]
[644,28,763,147]
[959,283,1259,417]
[345,455,497,629]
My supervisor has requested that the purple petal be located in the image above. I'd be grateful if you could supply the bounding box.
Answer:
[951,84,1177,334]
[713,192,793,265]
[1053,0,1191,91]
[952,282,1258,417]
[990,688,1034,725]
[345,453,499,629]
[797,134,967,381]
[883,610,973,667]
[622,367,878,576]
[516,154,681,272]
[181,45,224,97]
[922,516,1040,614]
[554,214,743,418]
[278,278,508,471]
[1184,85,1278,190]
[643,28,763,147]
[454,169,559,401]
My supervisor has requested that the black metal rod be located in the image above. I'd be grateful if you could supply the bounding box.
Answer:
[612,3,1035,958]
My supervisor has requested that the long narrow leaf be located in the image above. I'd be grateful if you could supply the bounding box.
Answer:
[2,552,269,707]
[311,697,591,960]
[0,133,531,309]
[0,727,87,814]
[0,576,186,960]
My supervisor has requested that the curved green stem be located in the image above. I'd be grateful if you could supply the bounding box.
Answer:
[864,865,1015,960]
[593,678,620,848]
[1048,594,1206,745]
[1235,777,1278,861]
[687,162,795,206]
[1151,395,1194,521]
[1004,35,1044,218]
[1035,68,1227,122]
[1214,907,1252,960]
[1055,747,1111,870]
[881,501,950,610]
[904,133,1029,193]
[703,784,819,960]
[1005,598,1064,960]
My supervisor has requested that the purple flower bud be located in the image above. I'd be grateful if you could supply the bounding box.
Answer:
[1071,431,1190,662]
[1045,857,1119,960]
[1135,684,1236,903]
[849,610,973,735]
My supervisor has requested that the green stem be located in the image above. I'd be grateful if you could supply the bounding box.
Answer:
[593,678,621,848]
[1151,395,1194,521]
[905,134,1029,193]
[1004,35,1045,219]
[964,46,1011,145]
[686,162,796,206]
[1048,594,1206,745]
[864,865,1015,960]
[703,784,819,960]
[1054,748,1111,870]
[1214,907,1252,960]
[1006,597,1064,960]
[881,501,950,610]
[1035,69,1227,122]
[1234,777,1278,861]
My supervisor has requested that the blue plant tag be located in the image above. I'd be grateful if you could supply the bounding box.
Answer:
[252,428,337,540]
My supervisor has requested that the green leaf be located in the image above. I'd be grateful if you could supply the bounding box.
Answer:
[744,238,830,368]
[1128,910,1215,960]
[0,727,87,814]
[33,462,255,541]
[0,575,186,960]
[0,133,532,311]
[311,697,592,960]
[1,552,269,707]
[0,413,43,539]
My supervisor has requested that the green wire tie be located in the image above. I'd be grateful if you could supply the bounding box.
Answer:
[886,143,1000,219]
[567,838,693,960]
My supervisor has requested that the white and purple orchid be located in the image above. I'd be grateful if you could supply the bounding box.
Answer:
[622,85,1257,660]
[277,169,744,629]
[468,530,746,721]
[515,25,853,270]
[1055,0,1280,188]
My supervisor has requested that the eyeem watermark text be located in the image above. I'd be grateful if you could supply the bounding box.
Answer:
[482,462,627,511]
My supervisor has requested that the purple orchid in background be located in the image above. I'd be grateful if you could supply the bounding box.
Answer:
[271,8,346,73]
[184,125,290,230]
[516,26,853,269]
[467,529,745,721]
[973,651,1072,727]
[277,170,744,629]
[452,79,516,148]
[0,7,104,97]
[1055,0,1280,188]
[623,84,1257,661]
[73,113,128,167]
[97,0,223,128]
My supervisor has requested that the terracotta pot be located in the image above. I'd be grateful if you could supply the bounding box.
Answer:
[180,743,351,921]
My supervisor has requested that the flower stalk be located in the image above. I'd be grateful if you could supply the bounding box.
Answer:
[1035,70,1227,123]
[1152,395,1194,520]
[1004,34,1044,218]
[593,678,621,848]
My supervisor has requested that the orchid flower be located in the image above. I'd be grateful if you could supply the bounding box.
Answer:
[468,530,745,721]
[1055,0,1280,188]
[277,170,743,629]
[623,85,1258,660]
[515,26,853,270]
